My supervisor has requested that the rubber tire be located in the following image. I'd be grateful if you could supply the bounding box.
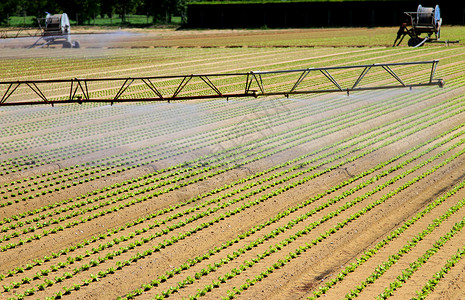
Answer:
[408,37,423,47]
[63,41,72,48]
[72,40,80,48]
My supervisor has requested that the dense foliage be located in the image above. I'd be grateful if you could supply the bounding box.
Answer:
[0,0,186,25]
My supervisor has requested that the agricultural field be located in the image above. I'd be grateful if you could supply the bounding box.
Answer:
[0,27,465,300]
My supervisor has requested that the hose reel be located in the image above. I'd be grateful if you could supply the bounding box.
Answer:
[392,4,446,47]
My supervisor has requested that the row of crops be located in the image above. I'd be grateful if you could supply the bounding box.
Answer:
[1,44,465,299]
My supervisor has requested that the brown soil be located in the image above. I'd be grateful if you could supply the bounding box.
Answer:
[1,29,465,300]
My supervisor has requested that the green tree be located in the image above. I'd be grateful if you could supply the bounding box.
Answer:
[145,0,176,23]
[0,0,16,25]
[100,0,116,18]
[23,0,57,18]
[59,0,99,24]
[115,0,138,24]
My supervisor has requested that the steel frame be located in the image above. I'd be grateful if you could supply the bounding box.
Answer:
[0,60,443,106]
[0,28,40,39]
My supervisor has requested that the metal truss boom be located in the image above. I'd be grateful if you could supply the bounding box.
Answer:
[0,60,443,106]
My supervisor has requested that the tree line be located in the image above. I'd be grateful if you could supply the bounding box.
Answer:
[0,0,187,25]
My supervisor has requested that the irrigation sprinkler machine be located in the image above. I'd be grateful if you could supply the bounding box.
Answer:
[0,61,445,107]
[393,4,459,47]
[30,12,80,48]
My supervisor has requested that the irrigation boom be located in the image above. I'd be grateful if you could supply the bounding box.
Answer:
[0,60,443,106]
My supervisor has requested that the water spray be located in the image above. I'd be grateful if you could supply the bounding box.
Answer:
[0,60,443,106]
